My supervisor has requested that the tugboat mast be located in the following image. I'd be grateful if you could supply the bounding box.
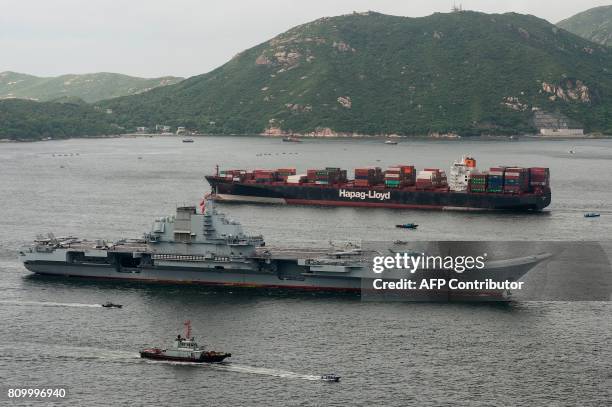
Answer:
[184,320,192,339]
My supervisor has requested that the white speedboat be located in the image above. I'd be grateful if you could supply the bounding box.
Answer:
[321,374,341,382]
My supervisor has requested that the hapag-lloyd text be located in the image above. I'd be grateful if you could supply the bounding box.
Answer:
[339,189,391,201]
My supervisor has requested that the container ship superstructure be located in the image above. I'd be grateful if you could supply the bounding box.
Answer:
[20,200,550,298]
[205,157,551,211]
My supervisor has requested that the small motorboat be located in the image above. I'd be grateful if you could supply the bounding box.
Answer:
[282,136,302,143]
[101,302,123,308]
[584,213,601,218]
[182,138,194,143]
[396,223,418,229]
[321,374,341,382]
[393,240,409,245]
[384,140,398,145]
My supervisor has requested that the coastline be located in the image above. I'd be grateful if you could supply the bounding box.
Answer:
[2,132,611,143]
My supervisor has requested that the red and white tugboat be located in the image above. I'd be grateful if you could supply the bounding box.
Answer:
[140,321,231,363]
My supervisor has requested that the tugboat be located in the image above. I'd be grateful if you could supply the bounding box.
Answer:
[321,374,341,382]
[101,301,122,308]
[140,321,231,363]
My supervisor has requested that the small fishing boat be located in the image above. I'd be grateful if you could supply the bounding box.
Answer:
[584,213,601,218]
[101,302,122,308]
[396,223,418,229]
[282,136,302,143]
[321,374,341,382]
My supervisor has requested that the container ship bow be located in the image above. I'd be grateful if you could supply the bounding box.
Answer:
[206,157,551,211]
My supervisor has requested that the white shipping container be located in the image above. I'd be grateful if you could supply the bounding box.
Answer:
[417,170,436,180]
[286,174,305,184]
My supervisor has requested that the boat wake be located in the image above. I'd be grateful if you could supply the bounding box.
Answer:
[54,348,141,362]
[143,359,320,381]
[212,363,320,381]
[0,300,103,308]
[0,342,140,364]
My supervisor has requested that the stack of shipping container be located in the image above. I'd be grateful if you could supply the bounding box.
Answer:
[384,165,416,188]
[275,168,296,181]
[416,169,445,190]
[307,167,347,185]
[219,169,246,182]
[487,167,505,193]
[503,167,529,194]
[220,164,550,196]
[468,172,488,193]
[529,167,550,194]
[253,169,276,183]
[440,170,448,187]
[354,167,383,187]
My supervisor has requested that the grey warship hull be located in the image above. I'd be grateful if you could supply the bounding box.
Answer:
[23,261,362,291]
[20,202,551,298]
[22,249,550,296]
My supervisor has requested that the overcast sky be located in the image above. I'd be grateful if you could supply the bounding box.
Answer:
[1,0,609,78]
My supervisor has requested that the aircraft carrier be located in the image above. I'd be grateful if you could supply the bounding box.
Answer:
[20,200,550,297]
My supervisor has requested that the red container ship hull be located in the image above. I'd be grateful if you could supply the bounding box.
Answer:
[205,176,551,211]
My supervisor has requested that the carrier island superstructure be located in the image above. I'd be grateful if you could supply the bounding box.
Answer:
[20,200,550,296]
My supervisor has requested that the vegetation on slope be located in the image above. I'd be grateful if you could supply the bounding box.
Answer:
[0,99,118,140]
[558,5,612,46]
[101,11,612,136]
[0,71,183,103]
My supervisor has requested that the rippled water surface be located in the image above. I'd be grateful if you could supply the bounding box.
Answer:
[0,137,610,406]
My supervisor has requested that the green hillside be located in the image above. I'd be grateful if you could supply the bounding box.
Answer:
[558,5,612,46]
[100,11,612,136]
[0,99,119,140]
[0,71,183,103]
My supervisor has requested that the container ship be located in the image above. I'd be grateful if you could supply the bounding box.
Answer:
[20,200,551,299]
[205,157,551,211]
